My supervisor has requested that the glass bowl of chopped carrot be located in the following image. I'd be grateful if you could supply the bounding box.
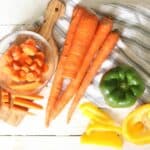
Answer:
[0,30,58,95]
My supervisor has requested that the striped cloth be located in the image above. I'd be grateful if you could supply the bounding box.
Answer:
[53,1,150,107]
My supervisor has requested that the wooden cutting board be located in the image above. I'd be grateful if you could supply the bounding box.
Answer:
[0,0,65,126]
[38,0,65,56]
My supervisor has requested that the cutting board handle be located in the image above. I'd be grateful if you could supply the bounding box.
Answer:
[39,0,65,51]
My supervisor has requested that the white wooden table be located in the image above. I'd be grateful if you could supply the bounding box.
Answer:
[0,0,150,150]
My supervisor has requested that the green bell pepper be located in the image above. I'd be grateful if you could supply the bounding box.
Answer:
[100,65,145,107]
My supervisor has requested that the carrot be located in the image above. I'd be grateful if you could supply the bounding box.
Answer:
[21,54,32,65]
[26,72,37,82]
[25,38,36,47]
[21,65,30,73]
[12,61,21,71]
[14,98,43,110]
[4,97,43,110]
[50,17,113,122]
[11,45,22,61]
[4,103,34,115]
[10,81,42,91]
[34,58,43,67]
[63,10,99,79]
[35,52,45,61]
[12,94,43,100]
[45,6,86,127]
[21,43,37,56]
[67,30,120,122]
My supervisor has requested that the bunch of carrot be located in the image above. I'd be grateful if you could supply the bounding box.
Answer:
[45,5,120,126]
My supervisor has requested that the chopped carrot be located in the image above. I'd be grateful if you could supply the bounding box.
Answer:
[24,55,33,65]
[35,52,45,61]
[12,94,43,100]
[26,72,37,82]
[11,74,21,82]
[34,67,41,75]
[13,98,43,110]
[10,81,41,91]
[21,65,30,73]
[34,58,43,67]
[19,70,26,78]
[63,10,99,78]
[50,17,113,122]
[45,6,86,127]
[4,103,29,113]
[67,30,120,122]
[11,45,22,61]
[7,44,19,54]
[21,43,37,56]
[30,62,39,71]
[25,38,36,46]
[12,61,21,71]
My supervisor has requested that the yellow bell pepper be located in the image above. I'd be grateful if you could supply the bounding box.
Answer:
[80,131,123,149]
[86,122,122,135]
[80,102,114,124]
[122,104,150,144]
[80,102,123,149]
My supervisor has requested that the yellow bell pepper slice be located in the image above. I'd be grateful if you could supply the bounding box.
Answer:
[122,104,150,144]
[80,102,114,124]
[80,131,123,149]
[86,122,122,135]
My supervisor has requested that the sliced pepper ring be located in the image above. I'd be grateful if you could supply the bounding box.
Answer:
[122,104,150,144]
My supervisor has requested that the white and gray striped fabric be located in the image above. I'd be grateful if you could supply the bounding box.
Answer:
[53,0,150,106]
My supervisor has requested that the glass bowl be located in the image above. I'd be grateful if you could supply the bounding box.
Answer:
[0,30,58,95]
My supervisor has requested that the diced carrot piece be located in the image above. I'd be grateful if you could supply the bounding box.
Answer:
[11,74,21,82]
[19,70,26,77]
[11,45,22,61]
[30,62,38,71]
[10,81,42,91]
[14,97,43,110]
[34,58,43,67]
[23,55,33,65]
[21,43,37,56]
[34,67,41,75]
[20,53,33,65]
[35,52,45,60]
[7,44,18,53]
[26,71,37,82]
[21,65,30,73]
[25,38,36,47]
[13,94,43,100]
[12,61,21,71]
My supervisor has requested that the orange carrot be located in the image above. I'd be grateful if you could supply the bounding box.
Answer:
[14,98,43,110]
[3,97,43,110]
[25,38,36,47]
[45,6,86,126]
[13,94,43,100]
[63,11,99,79]
[21,43,37,56]
[50,17,113,122]
[67,31,120,122]
[10,81,42,91]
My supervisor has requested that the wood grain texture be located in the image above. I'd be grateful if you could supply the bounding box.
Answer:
[38,0,65,55]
